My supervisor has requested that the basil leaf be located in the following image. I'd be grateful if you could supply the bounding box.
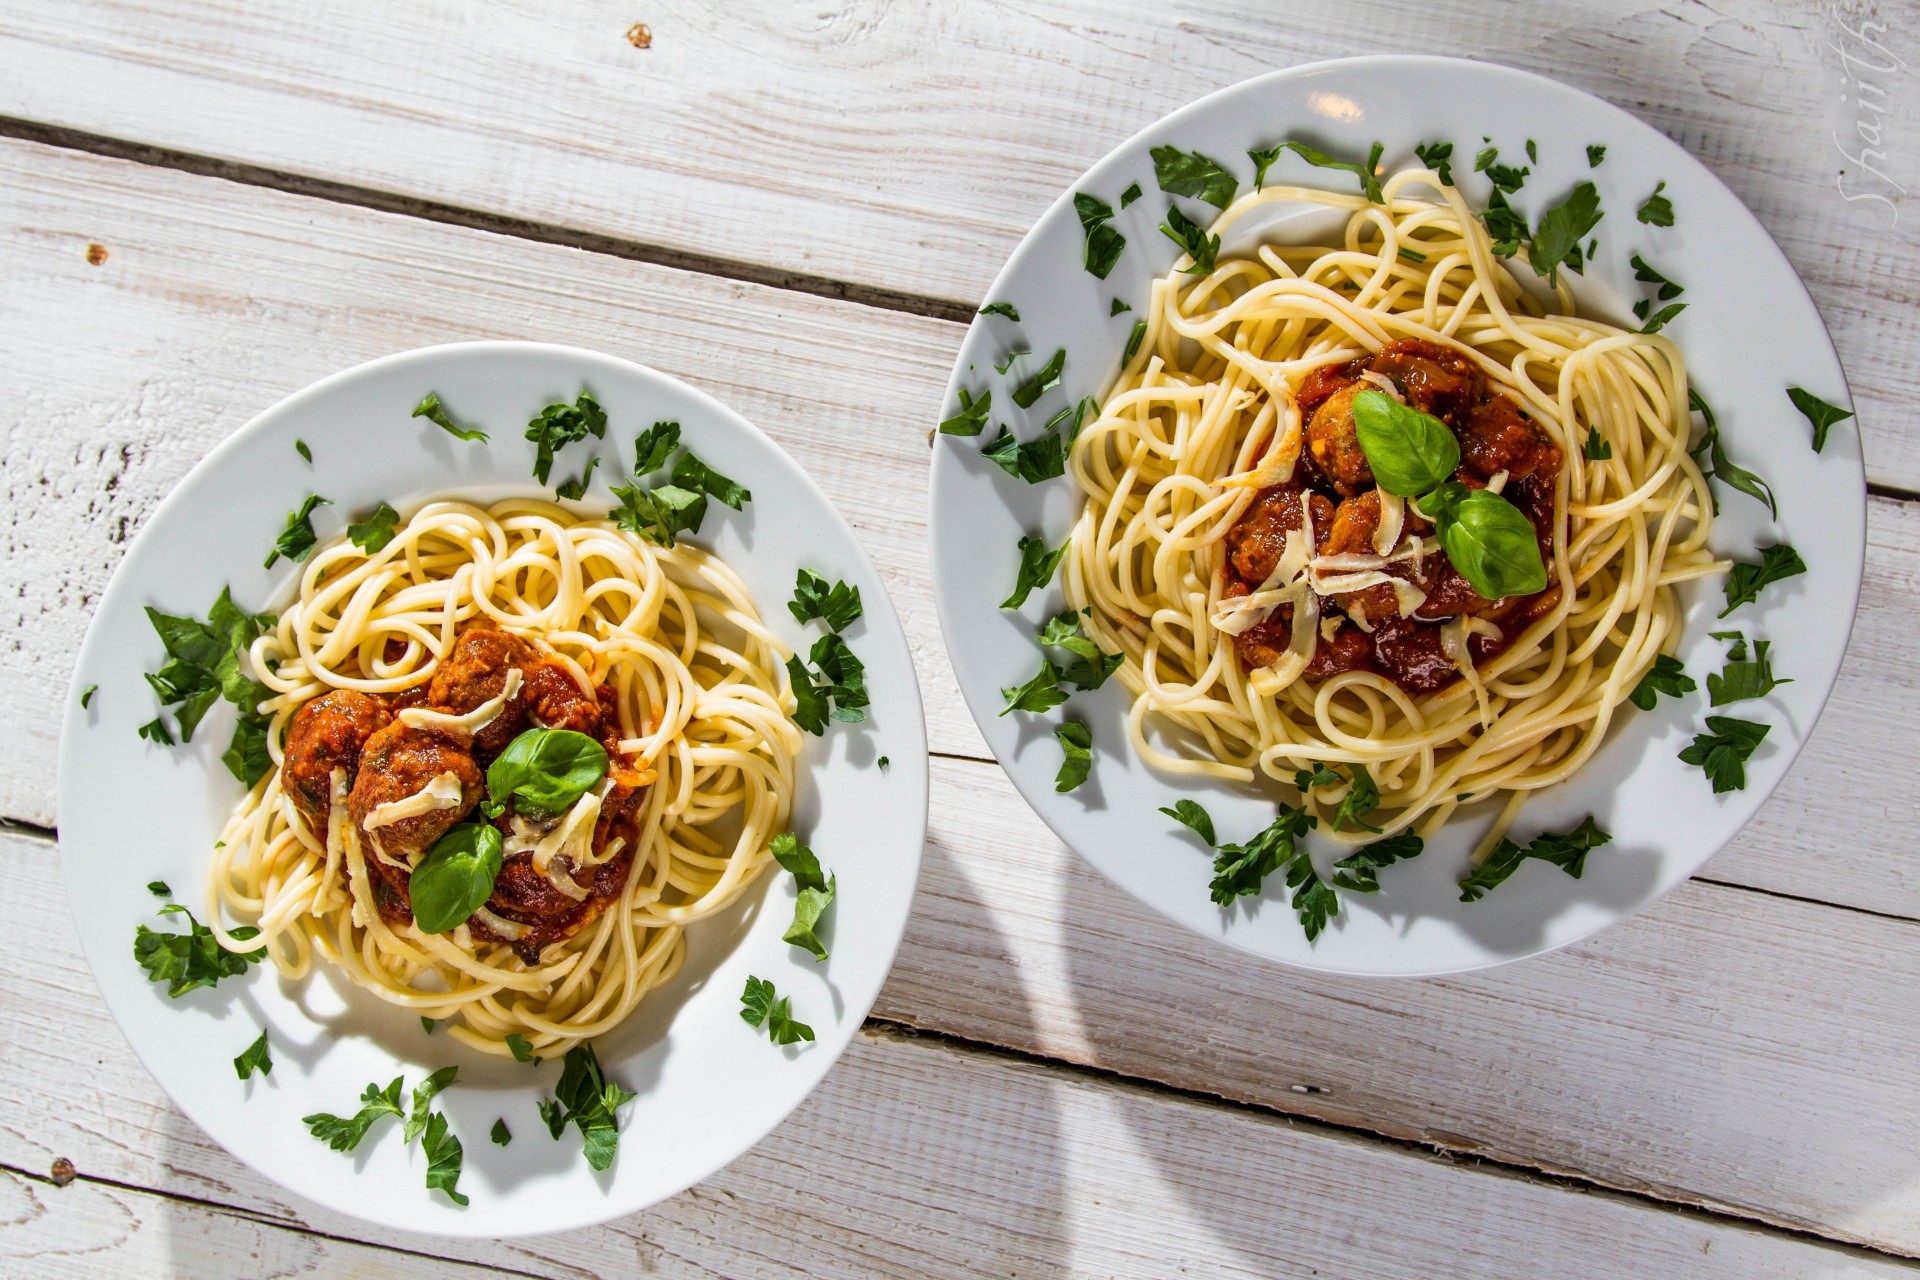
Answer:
[413,393,488,443]
[1074,192,1126,279]
[1012,348,1066,409]
[1787,387,1854,453]
[488,728,608,816]
[1159,799,1217,847]
[264,494,330,569]
[1351,390,1461,496]
[1001,534,1069,610]
[1150,145,1239,208]
[1425,486,1548,600]
[939,387,991,436]
[347,502,401,554]
[409,823,506,934]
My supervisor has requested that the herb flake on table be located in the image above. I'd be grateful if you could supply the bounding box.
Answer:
[770,832,836,961]
[1787,387,1854,453]
[1054,721,1093,793]
[413,392,488,442]
[1151,145,1239,208]
[788,569,862,633]
[1680,716,1770,792]
[1720,544,1806,617]
[264,494,330,568]
[134,903,264,996]
[1002,534,1069,609]
[1074,193,1126,279]
[233,1030,272,1080]
[740,976,815,1046]
[1459,817,1611,902]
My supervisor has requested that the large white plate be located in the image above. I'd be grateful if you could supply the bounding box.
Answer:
[929,56,1863,976]
[60,342,928,1235]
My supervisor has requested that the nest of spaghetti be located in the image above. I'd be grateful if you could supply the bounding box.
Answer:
[208,497,799,1057]
[1065,169,1726,851]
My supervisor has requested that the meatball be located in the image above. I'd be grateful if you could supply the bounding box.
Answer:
[521,658,601,737]
[1368,616,1460,695]
[348,722,484,866]
[426,620,539,755]
[1456,388,1561,480]
[1321,490,1406,625]
[1369,338,1478,416]
[1224,482,1334,584]
[1304,619,1374,679]
[1305,383,1374,497]
[281,690,392,836]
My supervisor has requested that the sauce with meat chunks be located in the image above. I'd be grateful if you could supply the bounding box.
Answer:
[1221,338,1563,695]
[279,618,647,961]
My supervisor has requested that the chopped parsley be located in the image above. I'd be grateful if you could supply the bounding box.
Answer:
[1054,721,1093,792]
[999,661,1069,716]
[304,1076,405,1152]
[506,1033,538,1063]
[1150,145,1240,208]
[1074,193,1126,279]
[1124,319,1148,364]
[1689,389,1777,519]
[491,1119,512,1146]
[525,390,608,485]
[263,494,330,569]
[1587,144,1607,167]
[1414,141,1454,185]
[670,451,749,510]
[786,634,868,733]
[939,387,991,436]
[1159,798,1217,846]
[632,419,681,473]
[1719,544,1806,617]
[233,1030,272,1080]
[1038,611,1121,690]
[995,350,1028,376]
[1483,188,1529,256]
[420,1110,467,1205]
[740,976,815,1046]
[1527,181,1602,284]
[412,392,488,442]
[1250,140,1384,202]
[1159,203,1220,275]
[770,832,836,961]
[133,903,264,996]
[1628,653,1695,711]
[1637,302,1686,334]
[421,1016,436,1033]
[878,755,890,770]
[1331,763,1383,833]
[1012,348,1066,409]
[1707,635,1790,706]
[1525,139,1538,164]
[788,569,863,633]
[1397,246,1427,264]
[544,1042,637,1170]
[80,684,98,709]
[1631,253,1684,301]
[983,427,1067,483]
[142,586,276,764]
[1584,426,1612,460]
[294,439,312,463]
[1110,297,1132,315]
[555,455,601,500]
[1120,182,1142,207]
[1294,762,1340,792]
[1002,534,1069,609]
[978,301,1021,320]
[1787,387,1854,453]
[606,423,746,549]
[1329,833,1423,894]
[147,880,170,896]
[404,1066,459,1146]
[1679,716,1770,793]
[1162,800,1326,931]
[1459,817,1611,902]
[137,717,174,745]
[1637,181,1675,226]
[346,502,400,554]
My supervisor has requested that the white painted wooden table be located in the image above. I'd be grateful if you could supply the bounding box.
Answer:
[2,3,1915,1275]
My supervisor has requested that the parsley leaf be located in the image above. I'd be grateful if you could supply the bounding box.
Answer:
[347,502,401,554]
[1012,348,1066,409]
[787,635,867,731]
[1637,181,1674,226]
[1527,181,1602,284]
[555,455,601,500]
[1120,182,1142,208]
[491,1119,512,1146]
[147,880,170,896]
[1636,302,1687,334]
[294,439,312,463]
[1285,849,1339,940]
[525,390,608,485]
[1708,637,1790,706]
[138,716,174,745]
[1074,192,1126,279]
[1124,319,1149,364]
[1294,762,1341,792]
[303,1076,405,1152]
[1482,187,1529,256]
[1680,715,1770,793]
[1210,806,1318,909]
[1000,661,1069,716]
[420,1110,468,1205]
[982,427,1067,483]
[632,420,681,474]
[413,392,487,442]
[1720,544,1806,618]
[506,1032,538,1063]
[1458,817,1611,902]
[788,569,863,633]
[771,832,836,961]
[421,1016,436,1033]
[538,1096,567,1139]
[549,1042,636,1170]
[233,1030,271,1080]
[263,494,330,569]
[1587,144,1607,167]
[1110,297,1132,315]
[1150,145,1239,208]
[1038,611,1121,689]
[1330,833,1423,894]
[81,683,98,709]
[670,450,750,510]
[1688,389,1777,519]
[1526,139,1538,164]
[1331,763,1384,833]
[939,387,991,436]
[1160,799,1217,847]
[610,480,705,547]
[786,654,831,735]
[1252,140,1384,202]
[1584,426,1612,460]
[978,301,1021,320]
[1002,535,1068,609]
[1160,203,1220,275]
[133,904,264,996]
[740,975,815,1046]
[1414,140,1454,185]
[878,755,890,770]
[404,1065,459,1145]
[1631,253,1684,301]
[1629,653,1696,711]
[1787,387,1854,453]
[1054,721,1093,793]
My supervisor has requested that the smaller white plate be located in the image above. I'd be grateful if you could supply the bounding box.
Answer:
[929,57,1864,976]
[60,342,928,1236]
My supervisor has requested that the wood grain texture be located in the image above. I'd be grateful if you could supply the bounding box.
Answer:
[1,0,1913,488]
[2,136,1916,922]
[1,831,1909,1280]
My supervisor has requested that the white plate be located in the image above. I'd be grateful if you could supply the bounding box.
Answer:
[60,342,928,1235]
[929,56,1863,976]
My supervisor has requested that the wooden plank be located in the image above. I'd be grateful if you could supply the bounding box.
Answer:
[1,0,1914,488]
[2,136,1917,921]
[2,833,1907,1279]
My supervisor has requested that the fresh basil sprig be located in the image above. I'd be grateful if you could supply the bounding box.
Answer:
[409,823,506,934]
[1416,482,1548,601]
[1350,390,1460,495]
[487,728,609,816]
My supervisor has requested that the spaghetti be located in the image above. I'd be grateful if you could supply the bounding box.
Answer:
[207,496,800,1057]
[1065,167,1726,858]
